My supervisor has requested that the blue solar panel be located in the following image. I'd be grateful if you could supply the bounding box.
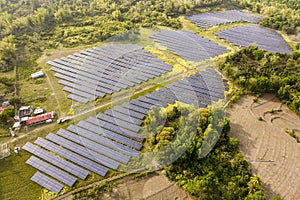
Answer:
[65,126,140,157]
[58,80,106,98]
[87,117,145,142]
[57,128,127,167]
[123,102,150,115]
[146,93,175,104]
[76,120,142,150]
[26,156,77,187]
[105,110,143,126]
[23,142,88,180]
[58,77,109,97]
[63,86,96,100]
[96,113,141,133]
[130,100,154,110]
[45,133,114,170]
[138,96,168,107]
[113,106,145,120]
[68,94,89,104]
[65,125,139,158]
[30,172,64,194]
[35,137,108,176]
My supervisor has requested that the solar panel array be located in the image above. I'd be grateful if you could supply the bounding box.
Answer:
[186,10,261,28]
[150,30,228,62]
[24,69,227,194]
[47,44,172,103]
[217,25,293,54]
[31,172,64,194]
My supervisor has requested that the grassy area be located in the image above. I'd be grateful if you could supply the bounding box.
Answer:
[0,148,125,200]
[0,151,41,200]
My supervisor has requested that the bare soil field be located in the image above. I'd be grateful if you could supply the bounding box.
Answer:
[98,172,193,200]
[227,94,300,200]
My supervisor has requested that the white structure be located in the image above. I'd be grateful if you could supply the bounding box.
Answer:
[31,71,44,79]
[33,107,44,115]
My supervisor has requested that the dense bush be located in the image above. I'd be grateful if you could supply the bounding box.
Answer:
[219,45,300,115]
[136,102,266,199]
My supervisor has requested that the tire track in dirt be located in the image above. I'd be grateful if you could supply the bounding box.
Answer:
[228,94,300,200]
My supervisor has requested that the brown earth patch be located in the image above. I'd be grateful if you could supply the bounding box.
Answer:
[227,94,300,199]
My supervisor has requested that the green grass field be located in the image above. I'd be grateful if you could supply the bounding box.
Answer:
[0,151,41,200]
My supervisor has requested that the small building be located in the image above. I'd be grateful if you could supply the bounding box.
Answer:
[31,71,44,79]
[19,106,34,118]
[26,111,54,126]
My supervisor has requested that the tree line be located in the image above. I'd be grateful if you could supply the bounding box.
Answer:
[219,45,300,115]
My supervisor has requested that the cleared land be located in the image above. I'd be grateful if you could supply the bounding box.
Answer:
[227,94,300,200]
[94,172,193,200]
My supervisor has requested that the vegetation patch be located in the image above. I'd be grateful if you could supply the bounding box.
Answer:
[218,45,300,115]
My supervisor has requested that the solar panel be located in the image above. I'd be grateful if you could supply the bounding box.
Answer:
[87,117,145,142]
[62,126,133,163]
[96,113,141,133]
[113,106,146,120]
[45,133,119,169]
[30,171,64,194]
[68,94,89,104]
[130,100,154,110]
[216,25,292,54]
[153,90,177,101]
[64,126,140,157]
[77,121,142,150]
[58,79,106,98]
[35,137,108,176]
[150,30,228,62]
[23,142,88,179]
[51,60,128,89]
[138,96,168,107]
[105,109,143,125]
[26,156,77,187]
[122,102,149,115]
[146,93,175,104]
[63,86,97,100]
[60,57,135,87]
[54,58,131,88]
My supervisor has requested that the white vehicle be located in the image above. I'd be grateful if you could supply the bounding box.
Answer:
[45,119,53,123]
[57,117,69,124]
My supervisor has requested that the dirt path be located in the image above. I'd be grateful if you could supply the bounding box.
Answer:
[227,94,300,200]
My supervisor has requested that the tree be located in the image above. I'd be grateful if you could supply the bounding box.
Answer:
[0,107,15,124]
[0,35,16,72]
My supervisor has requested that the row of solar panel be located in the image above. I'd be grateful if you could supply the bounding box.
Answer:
[48,44,172,103]
[25,69,228,193]
[150,30,228,62]
[216,25,292,54]
[186,10,261,28]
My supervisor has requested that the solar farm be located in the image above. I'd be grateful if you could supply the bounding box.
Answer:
[186,10,262,28]
[150,30,228,62]
[217,25,293,54]
[47,44,172,103]
[1,6,296,199]
[23,69,228,194]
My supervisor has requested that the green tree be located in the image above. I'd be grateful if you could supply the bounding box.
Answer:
[0,35,16,72]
